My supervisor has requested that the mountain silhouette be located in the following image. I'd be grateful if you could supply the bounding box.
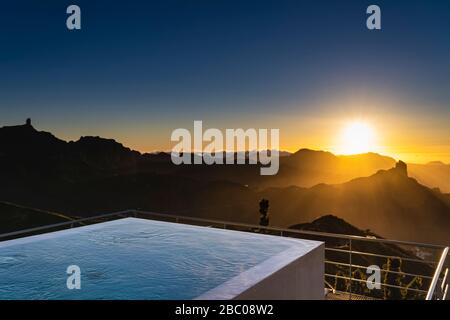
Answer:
[1,120,448,190]
[259,148,397,188]
[0,120,142,183]
[0,121,449,245]
[0,120,66,155]
[161,147,450,193]
[260,162,450,244]
[291,214,377,236]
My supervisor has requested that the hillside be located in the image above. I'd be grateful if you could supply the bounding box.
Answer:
[0,201,73,234]
[255,149,397,189]
[409,162,450,193]
[261,162,450,245]
[154,148,450,193]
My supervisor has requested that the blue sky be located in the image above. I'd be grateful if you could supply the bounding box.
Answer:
[0,0,449,161]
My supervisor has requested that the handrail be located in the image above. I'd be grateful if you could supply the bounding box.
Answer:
[2,208,447,249]
[133,210,448,249]
[0,210,133,239]
[325,247,438,265]
[426,247,449,300]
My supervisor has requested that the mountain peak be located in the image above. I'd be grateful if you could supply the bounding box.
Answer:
[0,120,67,157]
[394,160,408,176]
[293,148,334,156]
[290,215,376,237]
[370,161,409,181]
[1,118,36,132]
[427,161,446,166]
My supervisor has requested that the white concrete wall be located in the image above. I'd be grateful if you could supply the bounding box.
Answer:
[234,243,324,300]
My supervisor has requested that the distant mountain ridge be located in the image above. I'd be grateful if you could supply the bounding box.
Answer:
[0,120,449,245]
[1,120,448,190]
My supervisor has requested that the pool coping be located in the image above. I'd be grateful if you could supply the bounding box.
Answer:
[196,240,321,299]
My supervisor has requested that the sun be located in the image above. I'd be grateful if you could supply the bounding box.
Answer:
[335,121,377,155]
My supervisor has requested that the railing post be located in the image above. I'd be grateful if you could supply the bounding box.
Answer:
[426,247,449,300]
[349,239,352,300]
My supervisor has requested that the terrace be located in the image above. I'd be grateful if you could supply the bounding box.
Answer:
[0,209,448,300]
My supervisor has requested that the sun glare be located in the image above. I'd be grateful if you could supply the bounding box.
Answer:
[336,121,377,155]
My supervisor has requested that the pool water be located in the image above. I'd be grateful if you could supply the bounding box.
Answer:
[0,218,318,299]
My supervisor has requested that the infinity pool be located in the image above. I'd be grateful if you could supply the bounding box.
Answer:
[0,218,323,300]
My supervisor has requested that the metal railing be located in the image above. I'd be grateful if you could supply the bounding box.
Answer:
[0,209,448,300]
[426,247,449,300]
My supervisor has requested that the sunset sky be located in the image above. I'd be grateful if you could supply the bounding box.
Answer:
[1,0,449,163]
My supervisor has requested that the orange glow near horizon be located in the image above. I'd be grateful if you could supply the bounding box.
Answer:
[52,111,449,164]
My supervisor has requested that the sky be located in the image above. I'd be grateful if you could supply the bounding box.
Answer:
[1,0,449,163]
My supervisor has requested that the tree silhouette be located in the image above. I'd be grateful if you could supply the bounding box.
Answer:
[259,198,270,227]
[383,257,403,300]
[351,268,370,296]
